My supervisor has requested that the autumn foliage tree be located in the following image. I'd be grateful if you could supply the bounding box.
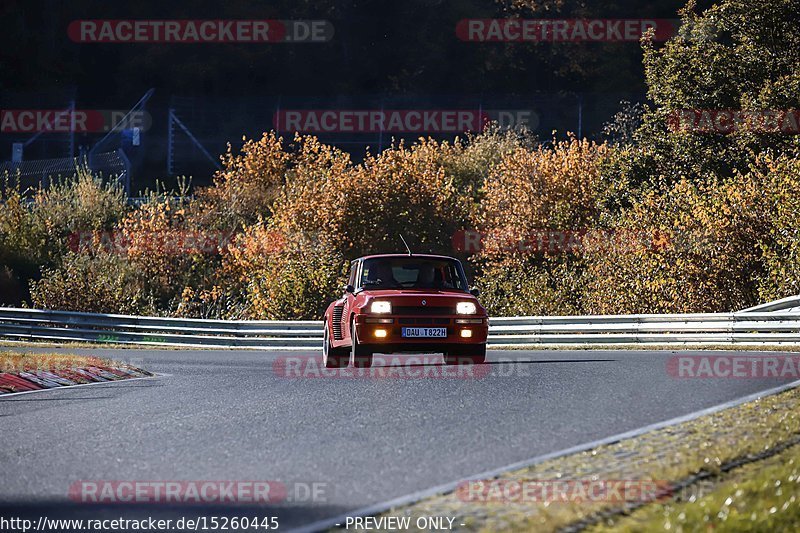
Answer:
[220,225,345,319]
[270,137,472,259]
[193,132,290,231]
[624,0,800,187]
[471,137,613,315]
[581,175,768,314]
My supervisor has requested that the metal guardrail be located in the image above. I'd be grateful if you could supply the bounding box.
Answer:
[489,312,800,346]
[739,294,800,314]
[0,308,321,350]
[1,306,800,350]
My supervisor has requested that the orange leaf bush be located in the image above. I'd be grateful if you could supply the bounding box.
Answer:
[471,137,612,316]
[31,251,151,315]
[581,175,768,314]
[271,137,473,258]
[193,132,290,231]
[752,154,800,302]
[220,224,345,319]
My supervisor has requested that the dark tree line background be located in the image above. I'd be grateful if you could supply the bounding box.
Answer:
[1,0,716,187]
[1,0,703,104]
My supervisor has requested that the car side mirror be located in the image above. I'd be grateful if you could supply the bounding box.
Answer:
[344,284,355,294]
[469,288,480,297]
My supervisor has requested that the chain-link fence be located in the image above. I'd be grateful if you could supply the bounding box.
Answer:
[0,149,130,194]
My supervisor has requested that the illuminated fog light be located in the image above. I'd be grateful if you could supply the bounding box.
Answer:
[374,329,388,338]
[456,302,477,314]
[460,329,473,338]
[370,301,392,314]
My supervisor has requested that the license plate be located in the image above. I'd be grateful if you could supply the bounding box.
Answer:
[402,327,447,338]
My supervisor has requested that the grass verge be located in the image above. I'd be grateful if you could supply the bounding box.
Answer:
[590,441,800,532]
[0,339,217,351]
[0,350,115,373]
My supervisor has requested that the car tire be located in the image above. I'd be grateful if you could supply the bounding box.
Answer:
[444,344,487,365]
[323,324,348,368]
[350,318,373,368]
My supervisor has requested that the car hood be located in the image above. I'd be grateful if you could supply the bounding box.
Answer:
[360,289,472,299]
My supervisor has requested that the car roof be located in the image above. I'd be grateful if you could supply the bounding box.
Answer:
[358,253,459,261]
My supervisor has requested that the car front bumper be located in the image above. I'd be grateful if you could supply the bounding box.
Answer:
[354,315,489,348]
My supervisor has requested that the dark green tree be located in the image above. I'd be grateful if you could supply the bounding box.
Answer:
[625,0,800,187]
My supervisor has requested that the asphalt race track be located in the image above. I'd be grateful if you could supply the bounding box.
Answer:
[1,347,797,531]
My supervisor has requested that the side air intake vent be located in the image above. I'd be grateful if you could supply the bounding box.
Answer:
[332,305,344,340]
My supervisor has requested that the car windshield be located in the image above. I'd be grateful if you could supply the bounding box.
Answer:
[360,257,468,291]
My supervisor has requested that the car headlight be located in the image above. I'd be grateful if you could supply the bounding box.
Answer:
[370,301,392,314]
[456,301,477,314]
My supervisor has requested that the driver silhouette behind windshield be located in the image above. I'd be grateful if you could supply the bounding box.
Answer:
[365,261,397,288]
[417,263,436,288]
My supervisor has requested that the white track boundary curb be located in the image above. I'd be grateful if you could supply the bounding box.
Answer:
[0,373,163,399]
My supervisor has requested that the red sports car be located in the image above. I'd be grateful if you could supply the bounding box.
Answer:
[322,254,489,368]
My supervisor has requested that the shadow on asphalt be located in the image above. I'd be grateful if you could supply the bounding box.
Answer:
[0,396,116,402]
[0,380,164,402]
[366,358,616,368]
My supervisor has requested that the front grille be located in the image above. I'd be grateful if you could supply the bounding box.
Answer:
[399,318,451,325]
[332,305,344,340]
[393,306,453,316]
